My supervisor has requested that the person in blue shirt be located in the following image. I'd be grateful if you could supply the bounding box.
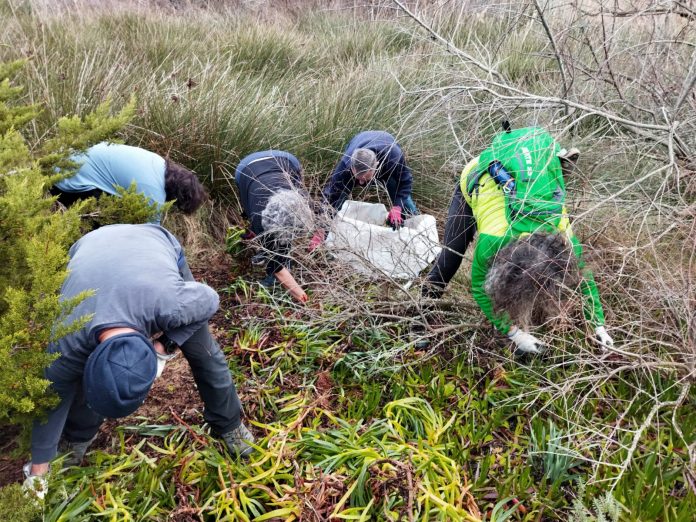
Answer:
[310,131,419,250]
[51,142,208,222]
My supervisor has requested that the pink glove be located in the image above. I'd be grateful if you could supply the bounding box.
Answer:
[308,231,324,252]
[241,230,256,240]
[387,206,403,229]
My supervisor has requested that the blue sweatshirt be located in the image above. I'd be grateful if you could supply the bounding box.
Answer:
[55,142,167,218]
[322,131,413,211]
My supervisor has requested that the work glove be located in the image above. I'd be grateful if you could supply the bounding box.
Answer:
[308,231,324,252]
[594,326,614,349]
[22,463,47,501]
[386,206,403,229]
[507,327,545,355]
[155,351,178,379]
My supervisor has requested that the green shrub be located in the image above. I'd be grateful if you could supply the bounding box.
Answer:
[80,182,172,228]
[0,60,134,426]
[0,483,41,522]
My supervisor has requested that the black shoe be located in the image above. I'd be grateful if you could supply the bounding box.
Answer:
[251,253,266,267]
[259,273,277,288]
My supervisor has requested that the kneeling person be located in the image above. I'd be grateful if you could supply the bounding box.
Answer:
[24,224,253,497]
[235,150,315,303]
[310,131,419,250]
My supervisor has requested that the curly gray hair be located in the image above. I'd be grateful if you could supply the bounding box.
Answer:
[484,233,581,328]
[261,189,315,246]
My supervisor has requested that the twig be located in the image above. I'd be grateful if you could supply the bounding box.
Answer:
[169,407,209,446]
[532,0,571,109]
[390,0,504,81]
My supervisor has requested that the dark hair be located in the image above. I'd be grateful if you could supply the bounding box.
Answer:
[164,160,208,214]
[484,233,581,327]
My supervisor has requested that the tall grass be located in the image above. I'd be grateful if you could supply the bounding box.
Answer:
[2,1,456,210]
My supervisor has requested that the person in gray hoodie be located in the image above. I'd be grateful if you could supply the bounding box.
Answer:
[23,224,253,498]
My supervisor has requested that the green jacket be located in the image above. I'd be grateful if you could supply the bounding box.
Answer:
[460,158,605,333]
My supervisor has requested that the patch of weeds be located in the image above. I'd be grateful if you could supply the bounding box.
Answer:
[569,479,622,522]
[529,419,585,488]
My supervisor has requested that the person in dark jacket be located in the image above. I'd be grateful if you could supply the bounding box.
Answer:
[23,224,253,499]
[310,131,418,250]
[235,150,315,303]
[51,142,208,223]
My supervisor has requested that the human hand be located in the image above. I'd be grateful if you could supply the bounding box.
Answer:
[241,229,256,240]
[594,326,614,349]
[507,327,544,355]
[289,285,308,303]
[308,231,324,252]
[386,206,403,229]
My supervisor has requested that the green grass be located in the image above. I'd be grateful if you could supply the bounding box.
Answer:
[20,287,695,520]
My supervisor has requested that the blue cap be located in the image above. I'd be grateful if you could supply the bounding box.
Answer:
[83,332,157,418]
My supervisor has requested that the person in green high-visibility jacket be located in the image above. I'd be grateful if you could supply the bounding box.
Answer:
[424,135,613,355]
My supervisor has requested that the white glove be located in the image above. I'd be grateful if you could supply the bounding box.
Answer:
[155,351,178,379]
[22,463,47,500]
[507,327,545,355]
[594,326,614,349]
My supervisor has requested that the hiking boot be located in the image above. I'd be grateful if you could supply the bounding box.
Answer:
[220,423,255,458]
[58,434,97,467]
[259,273,277,288]
[251,253,266,266]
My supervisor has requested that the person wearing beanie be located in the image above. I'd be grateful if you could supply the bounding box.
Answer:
[235,150,315,303]
[24,224,253,497]
[309,131,419,251]
[50,142,208,223]
[421,127,613,355]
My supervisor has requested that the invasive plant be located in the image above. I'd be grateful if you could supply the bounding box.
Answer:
[224,225,246,257]
[529,419,584,486]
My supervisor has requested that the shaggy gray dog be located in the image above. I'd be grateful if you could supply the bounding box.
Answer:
[484,233,581,328]
[261,189,315,247]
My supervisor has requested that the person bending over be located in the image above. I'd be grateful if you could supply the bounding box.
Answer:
[51,142,208,223]
[23,224,253,499]
[310,131,419,249]
[424,126,613,354]
[235,150,315,303]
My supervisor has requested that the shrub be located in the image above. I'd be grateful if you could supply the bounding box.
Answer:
[0,483,41,522]
[0,60,134,426]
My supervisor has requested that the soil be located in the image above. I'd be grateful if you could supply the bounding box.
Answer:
[0,425,23,487]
